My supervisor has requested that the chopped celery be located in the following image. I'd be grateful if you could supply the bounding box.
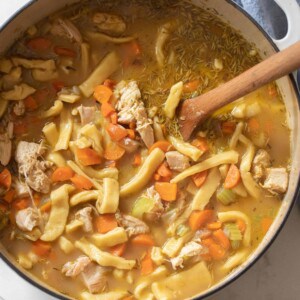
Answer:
[224,223,242,241]
[231,240,241,250]
[176,224,190,237]
[217,188,236,205]
[132,196,155,219]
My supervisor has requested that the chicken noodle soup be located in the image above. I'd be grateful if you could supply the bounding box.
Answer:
[0,0,290,299]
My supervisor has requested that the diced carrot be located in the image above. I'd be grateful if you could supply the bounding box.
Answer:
[206,221,222,230]
[3,189,15,203]
[224,164,240,189]
[0,168,12,189]
[76,147,102,166]
[94,214,118,234]
[221,121,236,135]
[132,152,142,167]
[131,234,155,247]
[149,141,173,153]
[153,173,161,181]
[26,37,52,51]
[52,81,64,92]
[110,112,118,125]
[247,118,260,133]
[188,210,214,231]
[156,162,172,178]
[70,174,93,190]
[191,137,209,152]
[140,250,154,276]
[32,240,51,257]
[183,79,200,93]
[104,143,125,161]
[236,219,246,234]
[12,198,30,210]
[103,79,116,89]
[200,253,212,262]
[54,46,76,57]
[213,229,231,250]
[110,243,127,257]
[129,122,136,129]
[154,182,177,201]
[120,41,141,67]
[127,129,136,140]
[208,242,227,260]
[192,170,208,188]
[261,217,273,234]
[51,166,74,182]
[101,102,115,117]
[94,85,113,103]
[106,124,128,142]
[23,96,38,111]
[40,201,52,213]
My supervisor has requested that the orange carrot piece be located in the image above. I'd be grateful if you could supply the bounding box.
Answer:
[52,81,64,92]
[54,46,76,57]
[224,164,241,189]
[127,129,136,140]
[0,168,12,189]
[140,250,154,276]
[3,189,15,203]
[236,219,246,234]
[51,166,74,182]
[70,174,93,190]
[200,253,212,262]
[101,102,115,117]
[32,240,51,257]
[192,170,208,188]
[131,234,155,247]
[247,118,260,133]
[149,141,173,153]
[26,37,52,51]
[261,217,273,234]
[188,210,214,231]
[132,152,142,167]
[129,122,136,129]
[191,137,209,152]
[156,162,172,178]
[104,143,125,161]
[208,242,227,260]
[23,96,38,111]
[12,198,31,211]
[76,147,102,166]
[106,124,128,142]
[40,201,52,213]
[110,112,118,124]
[153,173,161,181]
[94,85,113,103]
[206,221,222,230]
[94,214,118,234]
[183,79,200,93]
[154,182,177,201]
[221,121,236,135]
[213,229,231,250]
[110,243,127,257]
[103,79,116,89]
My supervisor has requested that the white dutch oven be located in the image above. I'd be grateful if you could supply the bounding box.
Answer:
[0,1,299,299]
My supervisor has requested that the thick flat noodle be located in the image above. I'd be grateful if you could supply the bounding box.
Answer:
[192,167,221,210]
[75,238,136,270]
[89,227,128,248]
[80,166,118,180]
[218,211,251,247]
[40,184,75,242]
[85,31,135,44]
[80,291,128,300]
[241,171,261,199]
[171,150,239,183]
[221,249,250,272]
[120,148,165,198]
[96,178,119,213]
[42,122,59,147]
[229,122,244,149]
[80,124,103,155]
[79,51,121,97]
[151,261,211,300]
[70,190,101,207]
[164,81,183,119]
[47,152,66,167]
[54,109,73,151]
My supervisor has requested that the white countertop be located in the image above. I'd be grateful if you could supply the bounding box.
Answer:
[0,1,300,300]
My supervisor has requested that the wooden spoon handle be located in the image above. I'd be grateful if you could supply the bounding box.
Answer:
[179,41,300,140]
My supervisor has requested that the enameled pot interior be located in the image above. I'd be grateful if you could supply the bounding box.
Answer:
[0,1,299,299]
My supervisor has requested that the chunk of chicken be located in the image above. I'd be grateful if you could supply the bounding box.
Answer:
[13,179,30,198]
[82,263,108,294]
[252,149,271,181]
[0,133,12,166]
[263,168,288,193]
[75,207,93,233]
[50,18,82,43]
[13,100,25,116]
[92,13,126,36]
[77,105,96,125]
[16,208,39,232]
[144,186,164,222]
[115,81,154,148]
[15,141,52,193]
[166,151,190,172]
[62,256,91,278]
[118,137,140,153]
[115,212,149,237]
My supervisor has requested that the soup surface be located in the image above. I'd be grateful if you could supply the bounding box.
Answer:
[0,1,290,299]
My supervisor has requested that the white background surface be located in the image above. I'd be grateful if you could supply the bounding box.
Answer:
[0,1,300,300]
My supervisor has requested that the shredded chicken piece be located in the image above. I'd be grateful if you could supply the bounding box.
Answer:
[92,13,126,36]
[15,208,39,232]
[263,168,288,193]
[15,141,53,193]
[118,137,140,153]
[82,263,108,294]
[252,149,271,181]
[144,186,164,222]
[13,179,30,198]
[115,212,149,237]
[0,132,12,166]
[62,256,91,278]
[13,100,25,116]
[115,81,154,148]
[50,18,82,43]
[75,207,93,233]
[77,105,96,125]
[166,151,190,172]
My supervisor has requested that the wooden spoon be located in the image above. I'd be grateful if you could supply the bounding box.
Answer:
[179,41,300,141]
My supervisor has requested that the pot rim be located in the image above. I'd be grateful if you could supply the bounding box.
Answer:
[0,1,299,300]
